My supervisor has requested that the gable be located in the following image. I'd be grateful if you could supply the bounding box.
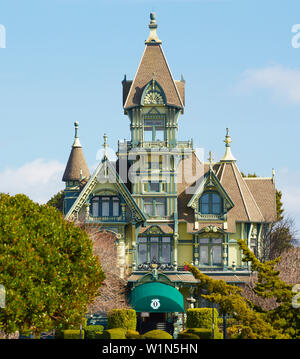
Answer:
[65,157,146,223]
[187,167,234,212]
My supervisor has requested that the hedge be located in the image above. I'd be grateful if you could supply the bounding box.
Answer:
[62,330,84,339]
[107,309,136,330]
[125,329,141,339]
[142,330,173,339]
[186,328,212,339]
[98,328,127,339]
[177,332,200,339]
[84,325,104,339]
[186,308,221,337]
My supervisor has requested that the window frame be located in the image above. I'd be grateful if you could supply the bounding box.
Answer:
[198,237,223,266]
[90,195,121,217]
[137,236,172,265]
[143,197,166,217]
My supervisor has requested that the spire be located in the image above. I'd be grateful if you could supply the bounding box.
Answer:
[208,151,214,170]
[62,122,90,182]
[145,12,162,45]
[103,133,108,159]
[220,128,236,162]
[72,121,81,147]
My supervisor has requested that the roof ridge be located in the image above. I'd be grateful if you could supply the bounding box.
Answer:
[159,46,184,108]
[123,45,147,109]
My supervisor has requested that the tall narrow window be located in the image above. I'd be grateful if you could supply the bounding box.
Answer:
[101,197,110,217]
[91,197,99,217]
[112,197,120,217]
[155,198,166,216]
[199,237,223,266]
[138,237,147,264]
[137,236,172,266]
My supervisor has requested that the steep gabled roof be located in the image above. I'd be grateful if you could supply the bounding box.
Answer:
[123,14,184,110]
[124,44,184,110]
[65,156,146,223]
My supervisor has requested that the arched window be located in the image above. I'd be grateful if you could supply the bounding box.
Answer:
[199,192,222,215]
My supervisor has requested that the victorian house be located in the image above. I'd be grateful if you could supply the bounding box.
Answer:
[62,13,277,333]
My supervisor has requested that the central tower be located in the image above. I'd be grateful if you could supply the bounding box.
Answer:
[119,13,192,269]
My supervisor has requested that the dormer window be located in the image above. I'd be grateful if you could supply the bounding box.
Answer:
[199,192,222,215]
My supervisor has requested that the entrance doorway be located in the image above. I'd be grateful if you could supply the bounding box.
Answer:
[138,312,174,335]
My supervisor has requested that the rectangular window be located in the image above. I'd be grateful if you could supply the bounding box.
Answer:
[149,182,160,192]
[150,237,159,262]
[212,246,222,264]
[161,237,171,263]
[91,198,99,217]
[101,197,110,216]
[112,197,120,217]
[138,237,147,264]
[144,129,153,142]
[200,246,209,264]
[144,199,153,216]
[155,198,166,216]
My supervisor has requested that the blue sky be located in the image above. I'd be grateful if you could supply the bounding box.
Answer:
[0,0,300,236]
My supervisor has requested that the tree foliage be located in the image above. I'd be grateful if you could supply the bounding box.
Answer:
[0,194,105,335]
[47,190,65,213]
[238,239,300,338]
[185,263,286,339]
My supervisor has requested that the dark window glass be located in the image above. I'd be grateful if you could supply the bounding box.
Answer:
[200,192,222,215]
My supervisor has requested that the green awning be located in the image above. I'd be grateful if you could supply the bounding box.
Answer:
[130,282,184,313]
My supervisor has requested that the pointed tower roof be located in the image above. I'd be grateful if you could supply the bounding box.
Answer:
[123,13,184,110]
[62,121,90,182]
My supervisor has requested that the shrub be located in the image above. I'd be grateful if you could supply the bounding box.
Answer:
[84,325,104,339]
[186,308,220,337]
[142,330,172,339]
[126,329,141,339]
[186,328,212,339]
[107,309,136,330]
[98,328,127,339]
[62,330,84,339]
[177,332,199,339]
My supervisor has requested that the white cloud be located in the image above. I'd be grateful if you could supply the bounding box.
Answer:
[276,168,300,234]
[0,159,65,204]
[235,65,300,104]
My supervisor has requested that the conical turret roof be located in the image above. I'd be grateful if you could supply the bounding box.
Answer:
[62,121,90,182]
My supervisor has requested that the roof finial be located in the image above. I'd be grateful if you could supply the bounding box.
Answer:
[208,151,214,169]
[145,12,162,44]
[72,121,81,147]
[221,128,236,162]
[103,133,108,158]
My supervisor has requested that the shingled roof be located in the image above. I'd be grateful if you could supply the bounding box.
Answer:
[177,151,276,233]
[62,122,90,182]
[123,14,184,110]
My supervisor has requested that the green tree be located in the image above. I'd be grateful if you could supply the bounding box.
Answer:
[47,190,65,213]
[238,239,300,338]
[0,193,105,336]
[276,190,284,221]
[185,263,286,339]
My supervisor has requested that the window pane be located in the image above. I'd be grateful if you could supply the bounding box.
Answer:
[212,246,222,264]
[155,198,165,216]
[102,198,110,216]
[200,246,209,264]
[212,238,222,244]
[92,199,99,217]
[201,203,209,214]
[150,237,159,262]
[199,238,209,244]
[155,129,164,141]
[112,197,119,216]
[212,194,221,214]
[144,198,153,216]
[138,244,147,264]
[149,182,159,192]
[201,193,209,204]
[161,242,171,263]
[144,129,153,141]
